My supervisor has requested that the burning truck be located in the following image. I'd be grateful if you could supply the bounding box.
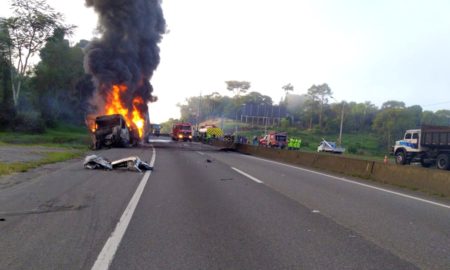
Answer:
[82,0,166,149]
[88,114,139,149]
[85,84,151,149]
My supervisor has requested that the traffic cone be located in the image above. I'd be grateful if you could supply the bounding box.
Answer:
[384,155,388,164]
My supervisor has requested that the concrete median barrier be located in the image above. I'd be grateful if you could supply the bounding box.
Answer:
[215,142,450,197]
[371,163,450,197]
[312,154,374,179]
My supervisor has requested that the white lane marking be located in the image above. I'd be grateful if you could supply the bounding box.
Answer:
[232,167,263,184]
[91,147,156,270]
[196,151,205,156]
[241,154,450,210]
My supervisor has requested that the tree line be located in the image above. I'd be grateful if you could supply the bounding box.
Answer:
[0,0,94,132]
[177,81,450,150]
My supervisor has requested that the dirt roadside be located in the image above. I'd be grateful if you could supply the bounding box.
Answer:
[0,145,85,188]
[0,145,69,163]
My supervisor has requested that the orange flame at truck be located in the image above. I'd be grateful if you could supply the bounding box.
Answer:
[104,84,145,138]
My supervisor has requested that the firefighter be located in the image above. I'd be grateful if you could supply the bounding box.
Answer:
[288,138,293,150]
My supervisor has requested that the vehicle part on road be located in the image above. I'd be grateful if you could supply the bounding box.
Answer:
[111,156,153,172]
[83,155,152,172]
[84,155,113,170]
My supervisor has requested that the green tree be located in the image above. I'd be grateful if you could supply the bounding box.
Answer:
[225,80,251,97]
[372,103,422,150]
[241,91,273,106]
[307,83,332,129]
[31,30,86,125]
[0,20,11,106]
[372,108,400,150]
[0,20,16,128]
[422,110,450,126]
[381,100,405,110]
[282,83,293,101]
[1,0,74,107]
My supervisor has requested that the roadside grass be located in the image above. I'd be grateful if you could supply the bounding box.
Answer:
[0,124,90,176]
[0,124,91,149]
[0,151,84,176]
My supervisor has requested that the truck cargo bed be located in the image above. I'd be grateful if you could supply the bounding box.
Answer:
[421,125,450,148]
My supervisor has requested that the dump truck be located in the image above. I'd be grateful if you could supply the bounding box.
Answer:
[91,114,139,149]
[172,122,193,141]
[393,125,450,169]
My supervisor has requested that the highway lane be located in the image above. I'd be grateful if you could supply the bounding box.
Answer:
[0,138,448,269]
[0,146,154,270]
[205,149,450,270]
[109,140,416,270]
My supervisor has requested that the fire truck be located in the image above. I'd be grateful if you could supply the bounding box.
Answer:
[172,123,193,141]
[259,131,288,149]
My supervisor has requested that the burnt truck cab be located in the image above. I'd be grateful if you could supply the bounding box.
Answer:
[93,114,139,149]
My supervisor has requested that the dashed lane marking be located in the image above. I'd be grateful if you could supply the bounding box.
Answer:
[231,167,264,184]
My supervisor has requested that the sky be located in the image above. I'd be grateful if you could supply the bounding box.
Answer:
[1,0,450,123]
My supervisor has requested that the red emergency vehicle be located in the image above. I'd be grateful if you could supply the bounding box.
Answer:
[259,132,288,149]
[172,123,193,141]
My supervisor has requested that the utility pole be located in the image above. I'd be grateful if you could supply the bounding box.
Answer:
[338,101,344,146]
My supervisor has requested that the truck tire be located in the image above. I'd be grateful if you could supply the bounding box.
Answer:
[395,150,406,165]
[436,154,450,170]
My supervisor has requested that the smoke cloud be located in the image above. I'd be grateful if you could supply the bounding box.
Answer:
[84,0,165,117]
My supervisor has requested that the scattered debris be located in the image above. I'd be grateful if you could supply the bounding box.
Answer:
[111,156,153,172]
[84,155,113,170]
[206,159,212,163]
[312,210,320,213]
[84,155,153,173]
[0,218,5,221]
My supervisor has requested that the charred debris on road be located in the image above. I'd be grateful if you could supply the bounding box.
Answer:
[84,155,152,173]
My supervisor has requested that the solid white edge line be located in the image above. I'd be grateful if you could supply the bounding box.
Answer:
[91,146,156,270]
[232,167,263,184]
[241,154,450,210]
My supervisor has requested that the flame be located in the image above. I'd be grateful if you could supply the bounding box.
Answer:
[132,96,145,138]
[104,84,145,138]
[105,84,129,119]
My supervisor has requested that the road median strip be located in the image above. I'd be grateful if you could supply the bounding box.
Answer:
[210,141,450,198]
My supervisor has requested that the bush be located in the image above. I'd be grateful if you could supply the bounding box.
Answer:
[0,105,16,131]
[12,111,46,133]
[347,145,358,154]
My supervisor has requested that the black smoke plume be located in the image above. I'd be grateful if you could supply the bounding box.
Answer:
[84,0,165,116]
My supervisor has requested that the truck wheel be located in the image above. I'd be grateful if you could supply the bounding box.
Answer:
[436,154,450,170]
[395,150,406,165]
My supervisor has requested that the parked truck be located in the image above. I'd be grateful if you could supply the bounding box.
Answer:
[172,123,193,141]
[259,132,288,149]
[393,125,450,170]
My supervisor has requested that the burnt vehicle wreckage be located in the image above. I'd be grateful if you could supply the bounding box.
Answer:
[84,155,153,173]
[89,114,141,150]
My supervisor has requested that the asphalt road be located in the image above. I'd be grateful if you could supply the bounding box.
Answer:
[0,137,449,270]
